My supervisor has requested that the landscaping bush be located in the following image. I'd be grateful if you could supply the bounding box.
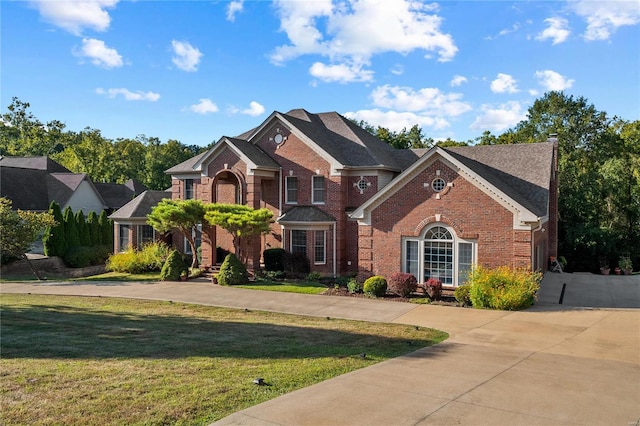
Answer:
[63,246,93,268]
[307,271,321,282]
[423,278,442,301]
[264,248,286,271]
[347,278,362,294]
[216,246,230,263]
[468,265,542,310]
[283,252,310,278]
[356,269,374,285]
[160,250,186,281]
[454,285,472,306]
[363,275,387,298]
[106,242,169,273]
[387,272,418,297]
[217,253,249,285]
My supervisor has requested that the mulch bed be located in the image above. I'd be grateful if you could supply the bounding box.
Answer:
[321,287,461,306]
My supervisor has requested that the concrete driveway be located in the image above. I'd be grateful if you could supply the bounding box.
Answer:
[1,272,639,425]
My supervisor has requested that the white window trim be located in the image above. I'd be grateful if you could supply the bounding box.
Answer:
[312,175,325,204]
[314,230,326,265]
[119,224,130,252]
[285,176,298,204]
[401,225,476,287]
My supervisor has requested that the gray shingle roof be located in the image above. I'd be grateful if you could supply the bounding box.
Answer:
[94,179,148,210]
[226,138,280,169]
[109,190,170,220]
[444,143,554,217]
[165,151,208,174]
[277,206,336,223]
[0,167,50,211]
[0,156,70,172]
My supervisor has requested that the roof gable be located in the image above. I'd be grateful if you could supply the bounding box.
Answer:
[109,190,170,220]
[351,142,555,227]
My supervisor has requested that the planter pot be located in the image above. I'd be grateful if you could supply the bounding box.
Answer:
[180,275,188,281]
[600,268,610,275]
[623,269,633,275]
[614,267,622,275]
[212,276,218,285]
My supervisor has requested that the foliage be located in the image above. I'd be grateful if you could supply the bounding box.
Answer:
[468,266,542,310]
[107,241,171,273]
[63,246,91,268]
[619,255,633,271]
[283,252,310,278]
[387,272,418,297]
[306,271,322,282]
[264,248,286,271]
[63,206,80,250]
[147,199,205,268]
[363,275,387,298]
[75,210,91,246]
[217,253,249,285]
[98,210,113,248]
[454,285,472,306]
[42,201,66,257]
[356,269,374,284]
[160,250,187,281]
[86,211,102,246]
[204,203,274,263]
[347,278,362,294]
[423,278,443,300]
[0,197,56,259]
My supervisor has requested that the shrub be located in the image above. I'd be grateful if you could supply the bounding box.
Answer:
[189,267,203,278]
[307,271,321,282]
[423,278,442,301]
[216,246,230,263]
[106,242,169,273]
[469,265,541,310]
[217,253,249,285]
[356,269,374,285]
[64,245,109,268]
[283,252,310,278]
[264,248,286,271]
[347,278,362,294]
[160,250,186,281]
[363,275,387,298]
[387,272,418,297]
[454,285,472,306]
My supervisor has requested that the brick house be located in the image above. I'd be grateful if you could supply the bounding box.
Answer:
[160,109,558,287]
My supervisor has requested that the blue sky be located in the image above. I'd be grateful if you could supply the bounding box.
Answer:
[2,0,639,147]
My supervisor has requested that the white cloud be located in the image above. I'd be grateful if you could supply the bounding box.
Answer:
[499,23,520,36]
[470,101,526,132]
[535,70,575,90]
[570,0,640,41]
[309,61,374,83]
[370,85,472,116]
[171,40,203,72]
[241,101,265,117]
[450,75,468,87]
[344,109,450,133]
[96,88,160,101]
[74,38,123,68]
[227,0,244,22]
[190,99,219,114]
[490,73,519,94]
[390,64,404,76]
[30,0,118,35]
[270,0,457,80]
[536,17,570,44]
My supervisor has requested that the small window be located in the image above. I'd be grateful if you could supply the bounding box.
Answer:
[432,178,446,192]
[291,230,307,255]
[185,179,194,199]
[286,176,298,204]
[312,175,325,204]
[314,230,326,264]
[119,224,130,252]
[138,225,154,246]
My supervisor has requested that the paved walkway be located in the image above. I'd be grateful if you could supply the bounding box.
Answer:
[1,273,639,425]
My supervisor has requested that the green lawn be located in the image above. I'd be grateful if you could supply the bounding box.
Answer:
[237,279,328,294]
[0,294,447,426]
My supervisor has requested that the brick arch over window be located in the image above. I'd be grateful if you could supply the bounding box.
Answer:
[414,215,465,238]
[211,169,245,204]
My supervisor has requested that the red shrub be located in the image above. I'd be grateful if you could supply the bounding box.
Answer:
[423,278,442,300]
[388,272,418,297]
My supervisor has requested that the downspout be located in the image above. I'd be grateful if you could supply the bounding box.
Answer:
[333,223,337,278]
[531,219,543,271]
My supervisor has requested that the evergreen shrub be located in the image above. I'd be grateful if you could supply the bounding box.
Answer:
[283,252,310,278]
[469,266,541,310]
[217,253,249,285]
[264,248,286,271]
[363,275,387,298]
[347,278,362,293]
[160,250,186,281]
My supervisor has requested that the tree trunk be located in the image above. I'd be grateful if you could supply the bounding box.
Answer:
[21,254,44,281]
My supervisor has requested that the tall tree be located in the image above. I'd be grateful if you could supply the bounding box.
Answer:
[147,199,205,268]
[98,210,113,248]
[63,206,80,250]
[204,203,274,264]
[87,211,102,246]
[0,197,56,279]
[75,210,91,246]
[43,201,66,257]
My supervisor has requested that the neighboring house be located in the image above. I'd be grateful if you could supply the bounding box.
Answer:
[109,190,171,252]
[156,109,558,287]
[0,156,147,214]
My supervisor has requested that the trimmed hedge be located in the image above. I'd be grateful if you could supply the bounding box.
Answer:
[363,275,387,298]
[217,253,249,285]
[264,248,286,271]
[161,250,186,281]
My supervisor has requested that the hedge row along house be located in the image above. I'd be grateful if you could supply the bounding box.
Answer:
[111,109,558,288]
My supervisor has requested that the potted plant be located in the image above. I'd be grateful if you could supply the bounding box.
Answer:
[599,257,610,275]
[619,256,633,275]
[180,269,189,281]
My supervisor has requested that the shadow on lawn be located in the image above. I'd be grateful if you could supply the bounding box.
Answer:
[1,302,446,360]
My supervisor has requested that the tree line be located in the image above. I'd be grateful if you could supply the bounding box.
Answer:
[2,93,638,271]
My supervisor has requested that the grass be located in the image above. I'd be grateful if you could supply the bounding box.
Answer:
[0,294,448,426]
[237,279,328,294]
[71,271,162,282]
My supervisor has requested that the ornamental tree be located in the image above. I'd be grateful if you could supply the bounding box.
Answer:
[0,197,56,280]
[204,203,274,264]
[147,199,204,268]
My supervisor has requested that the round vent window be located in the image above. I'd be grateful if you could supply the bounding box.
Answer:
[432,178,446,192]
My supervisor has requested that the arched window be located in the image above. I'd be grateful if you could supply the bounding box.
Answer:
[402,224,476,287]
